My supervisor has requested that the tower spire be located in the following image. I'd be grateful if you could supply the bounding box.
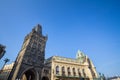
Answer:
[33,24,42,34]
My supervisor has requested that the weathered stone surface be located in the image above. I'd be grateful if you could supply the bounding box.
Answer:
[8,24,47,80]
[43,50,98,80]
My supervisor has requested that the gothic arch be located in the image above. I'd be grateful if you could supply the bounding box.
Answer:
[20,68,37,80]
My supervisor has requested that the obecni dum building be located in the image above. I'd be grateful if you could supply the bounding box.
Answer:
[43,50,98,80]
[0,24,98,80]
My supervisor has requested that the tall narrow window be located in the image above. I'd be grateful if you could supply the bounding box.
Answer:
[56,66,59,74]
[67,67,71,76]
[62,66,65,76]
[82,69,86,77]
[78,68,81,77]
[73,68,76,76]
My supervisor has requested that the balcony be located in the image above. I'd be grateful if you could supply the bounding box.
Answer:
[55,74,83,79]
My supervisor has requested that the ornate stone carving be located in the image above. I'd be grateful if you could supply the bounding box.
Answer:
[8,24,47,80]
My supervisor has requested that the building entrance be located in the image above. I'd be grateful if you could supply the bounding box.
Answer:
[21,69,36,80]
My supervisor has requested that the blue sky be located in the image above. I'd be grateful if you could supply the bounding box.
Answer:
[0,0,120,77]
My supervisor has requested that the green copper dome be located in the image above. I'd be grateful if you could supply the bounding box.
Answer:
[76,50,85,58]
[76,50,86,63]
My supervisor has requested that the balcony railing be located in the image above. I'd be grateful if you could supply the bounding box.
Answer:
[55,74,100,80]
[55,74,84,78]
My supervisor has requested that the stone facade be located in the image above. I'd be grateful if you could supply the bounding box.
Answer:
[43,50,98,80]
[7,24,47,80]
[0,63,14,80]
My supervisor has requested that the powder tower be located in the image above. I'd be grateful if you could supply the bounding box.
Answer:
[8,24,47,80]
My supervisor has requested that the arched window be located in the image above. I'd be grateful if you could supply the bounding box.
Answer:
[67,67,71,76]
[78,68,81,77]
[56,66,59,74]
[73,68,76,76]
[62,66,65,76]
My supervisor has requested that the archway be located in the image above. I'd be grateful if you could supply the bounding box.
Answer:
[21,69,36,80]
[42,76,49,80]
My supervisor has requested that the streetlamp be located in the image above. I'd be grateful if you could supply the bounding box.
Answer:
[0,58,10,73]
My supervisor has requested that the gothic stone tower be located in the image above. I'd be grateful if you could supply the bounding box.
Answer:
[8,24,47,80]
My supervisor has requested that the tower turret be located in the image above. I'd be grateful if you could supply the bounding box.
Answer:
[33,24,42,34]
